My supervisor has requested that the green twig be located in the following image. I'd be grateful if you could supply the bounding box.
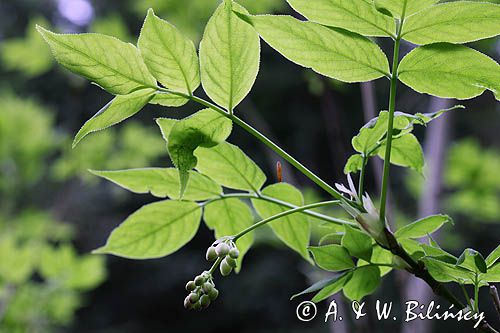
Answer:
[233,200,340,241]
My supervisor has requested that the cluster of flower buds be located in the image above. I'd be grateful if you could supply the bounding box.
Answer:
[206,240,240,276]
[184,272,219,311]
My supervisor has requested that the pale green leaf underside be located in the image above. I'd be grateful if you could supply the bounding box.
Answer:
[138,9,200,93]
[399,44,500,101]
[204,198,254,272]
[375,0,439,18]
[167,108,232,196]
[37,26,156,95]
[395,214,452,239]
[344,154,364,174]
[239,14,390,83]
[287,0,395,37]
[343,265,380,301]
[94,200,201,259]
[378,133,424,173]
[252,183,310,261]
[200,1,260,111]
[156,118,178,143]
[90,168,222,201]
[403,2,500,45]
[194,142,266,192]
[73,88,155,147]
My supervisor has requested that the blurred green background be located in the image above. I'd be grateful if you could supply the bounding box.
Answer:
[0,0,499,332]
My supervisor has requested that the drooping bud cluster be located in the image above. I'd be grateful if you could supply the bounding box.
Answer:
[206,240,239,277]
[184,272,219,311]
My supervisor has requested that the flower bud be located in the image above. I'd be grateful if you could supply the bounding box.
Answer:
[225,256,237,268]
[208,288,219,301]
[185,280,196,292]
[189,292,199,303]
[184,296,193,310]
[202,282,214,294]
[192,301,202,311]
[206,246,218,261]
[194,275,205,286]
[220,259,233,276]
[200,295,211,308]
[228,247,240,259]
[215,243,230,257]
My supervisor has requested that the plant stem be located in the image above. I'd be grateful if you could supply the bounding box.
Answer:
[233,200,339,241]
[156,88,363,211]
[379,34,401,222]
[208,256,223,275]
[358,155,368,202]
[201,193,355,226]
[460,283,473,310]
[474,274,480,313]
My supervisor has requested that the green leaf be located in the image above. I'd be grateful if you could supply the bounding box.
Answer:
[395,214,452,239]
[374,0,439,19]
[93,200,202,259]
[0,238,35,284]
[343,265,381,301]
[291,272,352,302]
[166,109,232,197]
[195,142,266,192]
[378,133,424,173]
[311,272,353,303]
[150,92,188,107]
[402,2,500,45]
[344,154,364,174]
[286,0,395,37]
[72,88,155,147]
[456,248,487,274]
[352,111,409,155]
[398,44,500,101]
[204,198,254,272]
[482,263,500,283]
[91,168,222,201]
[486,245,500,268]
[200,1,260,111]
[138,9,200,94]
[252,183,310,260]
[36,26,156,95]
[341,225,373,261]
[40,244,106,290]
[422,257,475,284]
[237,13,390,83]
[371,245,393,276]
[309,244,355,271]
[156,117,178,140]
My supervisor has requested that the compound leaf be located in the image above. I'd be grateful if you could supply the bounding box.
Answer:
[37,26,156,95]
[73,88,155,147]
[287,0,395,37]
[402,2,500,45]
[195,142,266,192]
[237,13,390,83]
[200,1,260,111]
[166,109,232,197]
[94,200,202,259]
[399,44,500,101]
[91,168,222,201]
[138,9,200,94]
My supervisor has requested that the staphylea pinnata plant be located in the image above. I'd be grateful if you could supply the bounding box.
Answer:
[37,0,500,330]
